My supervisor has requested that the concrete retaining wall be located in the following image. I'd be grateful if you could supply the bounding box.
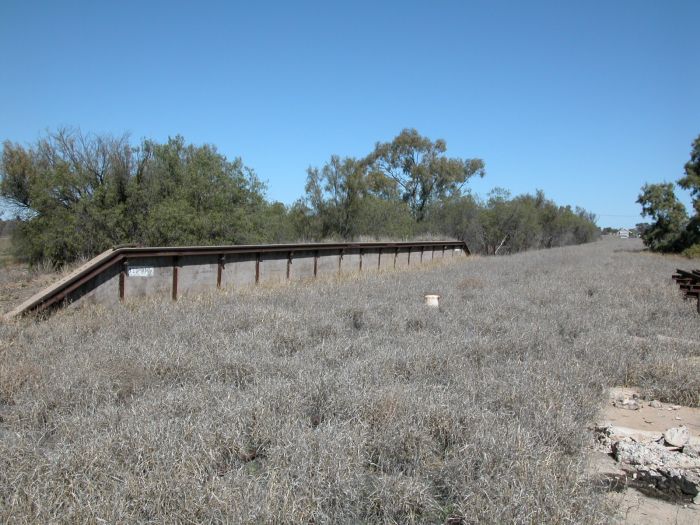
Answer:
[7,241,469,318]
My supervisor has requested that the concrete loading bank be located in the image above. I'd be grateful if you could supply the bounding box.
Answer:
[6,241,470,318]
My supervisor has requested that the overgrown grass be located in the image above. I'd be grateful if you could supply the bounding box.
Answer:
[0,239,698,523]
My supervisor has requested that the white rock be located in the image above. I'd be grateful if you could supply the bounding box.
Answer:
[614,398,640,410]
[684,445,700,458]
[649,400,662,408]
[664,426,690,448]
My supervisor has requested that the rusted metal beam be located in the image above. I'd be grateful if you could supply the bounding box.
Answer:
[255,253,261,284]
[114,240,467,259]
[172,256,180,301]
[217,255,225,289]
[119,260,127,302]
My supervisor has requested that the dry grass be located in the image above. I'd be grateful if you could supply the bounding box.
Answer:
[1,238,698,523]
[0,236,13,269]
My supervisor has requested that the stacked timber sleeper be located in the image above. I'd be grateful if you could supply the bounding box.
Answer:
[672,269,700,314]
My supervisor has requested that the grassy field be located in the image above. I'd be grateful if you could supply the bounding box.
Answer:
[1,238,698,523]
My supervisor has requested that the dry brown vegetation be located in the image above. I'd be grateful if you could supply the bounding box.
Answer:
[1,238,699,523]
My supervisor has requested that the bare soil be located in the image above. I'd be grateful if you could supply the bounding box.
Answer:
[594,386,700,524]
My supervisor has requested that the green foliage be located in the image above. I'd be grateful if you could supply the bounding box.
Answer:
[304,135,596,251]
[682,243,700,259]
[678,135,700,216]
[0,130,271,266]
[1,128,600,265]
[422,189,598,255]
[304,155,371,238]
[364,129,485,221]
[636,183,688,252]
[638,133,700,253]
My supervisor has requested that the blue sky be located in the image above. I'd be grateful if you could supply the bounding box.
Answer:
[1,0,698,227]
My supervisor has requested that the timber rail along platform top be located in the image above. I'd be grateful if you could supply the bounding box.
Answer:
[5,240,470,319]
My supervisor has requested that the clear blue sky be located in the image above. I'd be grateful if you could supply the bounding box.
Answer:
[1,0,698,227]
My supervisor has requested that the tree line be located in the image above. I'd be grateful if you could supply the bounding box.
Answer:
[637,134,700,257]
[0,128,598,267]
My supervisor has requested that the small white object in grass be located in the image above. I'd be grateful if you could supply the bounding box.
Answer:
[424,294,440,307]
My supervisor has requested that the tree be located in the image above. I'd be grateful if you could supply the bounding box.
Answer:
[636,183,687,252]
[364,129,485,221]
[423,194,484,250]
[134,136,267,247]
[304,155,369,238]
[678,134,700,215]
[0,130,269,265]
[1,129,140,263]
[677,134,700,249]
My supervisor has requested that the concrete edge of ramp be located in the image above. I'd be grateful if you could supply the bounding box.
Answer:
[4,248,118,320]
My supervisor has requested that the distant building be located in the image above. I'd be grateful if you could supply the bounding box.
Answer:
[618,228,629,239]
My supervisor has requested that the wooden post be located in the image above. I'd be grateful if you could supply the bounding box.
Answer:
[255,253,260,284]
[286,251,292,280]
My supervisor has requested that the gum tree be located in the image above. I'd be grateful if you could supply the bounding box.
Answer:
[364,129,485,221]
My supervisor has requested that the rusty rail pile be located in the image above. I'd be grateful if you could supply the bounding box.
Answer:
[672,268,700,314]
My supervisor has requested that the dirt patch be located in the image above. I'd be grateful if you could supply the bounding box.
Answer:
[602,387,700,436]
[592,387,700,523]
